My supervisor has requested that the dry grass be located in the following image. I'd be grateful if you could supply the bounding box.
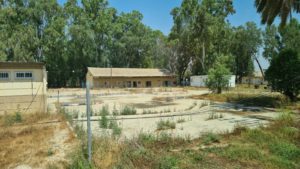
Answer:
[0,113,77,169]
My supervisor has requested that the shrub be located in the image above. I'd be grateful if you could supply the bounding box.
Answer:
[202,133,220,145]
[68,149,92,169]
[177,118,185,123]
[137,133,156,145]
[156,120,176,130]
[109,119,122,137]
[159,156,178,169]
[99,114,108,128]
[206,62,231,94]
[100,105,110,115]
[120,106,136,115]
[269,141,300,160]
[14,112,22,123]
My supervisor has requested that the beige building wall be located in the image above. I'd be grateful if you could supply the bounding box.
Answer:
[0,65,47,115]
[91,77,176,88]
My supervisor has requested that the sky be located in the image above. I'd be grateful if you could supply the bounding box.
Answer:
[58,0,300,70]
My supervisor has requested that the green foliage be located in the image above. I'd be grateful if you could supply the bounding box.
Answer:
[206,63,231,94]
[159,156,178,169]
[14,112,22,123]
[99,114,108,129]
[3,112,23,126]
[68,149,92,169]
[156,120,176,130]
[109,119,122,137]
[255,0,300,26]
[120,106,137,115]
[170,0,235,82]
[202,133,220,145]
[265,49,300,101]
[231,22,262,82]
[100,105,110,116]
[0,0,172,87]
[221,145,263,161]
[269,141,300,160]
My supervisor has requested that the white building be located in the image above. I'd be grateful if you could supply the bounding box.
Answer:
[190,75,236,87]
[0,62,47,115]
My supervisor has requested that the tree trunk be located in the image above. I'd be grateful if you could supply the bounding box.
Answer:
[217,87,222,94]
[201,42,205,72]
[254,55,264,80]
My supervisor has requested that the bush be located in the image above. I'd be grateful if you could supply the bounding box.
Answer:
[99,114,108,128]
[269,141,300,160]
[120,106,136,115]
[206,62,231,94]
[156,120,176,130]
[14,112,22,123]
[109,119,122,137]
[100,105,110,115]
[3,112,23,126]
[159,156,178,169]
[202,133,220,145]
[177,118,185,123]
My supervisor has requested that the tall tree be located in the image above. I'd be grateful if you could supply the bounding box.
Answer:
[231,22,262,82]
[169,0,235,83]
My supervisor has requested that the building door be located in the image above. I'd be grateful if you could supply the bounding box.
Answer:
[146,81,151,87]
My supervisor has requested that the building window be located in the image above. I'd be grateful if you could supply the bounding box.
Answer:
[15,72,33,80]
[0,72,9,80]
[146,81,152,87]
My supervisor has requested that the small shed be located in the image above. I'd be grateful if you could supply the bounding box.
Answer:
[0,62,47,115]
[190,75,236,87]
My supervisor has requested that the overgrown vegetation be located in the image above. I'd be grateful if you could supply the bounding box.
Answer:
[68,112,300,169]
[120,105,137,115]
[207,112,224,120]
[265,49,300,101]
[191,91,290,108]
[156,120,176,130]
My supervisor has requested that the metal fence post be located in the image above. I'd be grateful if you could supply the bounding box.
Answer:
[86,81,92,163]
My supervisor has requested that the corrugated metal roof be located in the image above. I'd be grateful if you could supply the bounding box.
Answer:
[88,67,174,77]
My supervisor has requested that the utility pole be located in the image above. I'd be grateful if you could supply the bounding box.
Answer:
[86,81,92,163]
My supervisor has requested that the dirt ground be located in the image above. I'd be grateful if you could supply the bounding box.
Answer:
[48,87,280,139]
[0,116,78,169]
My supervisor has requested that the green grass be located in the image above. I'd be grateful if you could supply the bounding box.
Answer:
[120,105,137,115]
[156,120,176,130]
[202,132,220,145]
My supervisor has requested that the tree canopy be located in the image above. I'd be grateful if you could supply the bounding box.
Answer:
[0,0,172,87]
[265,49,300,101]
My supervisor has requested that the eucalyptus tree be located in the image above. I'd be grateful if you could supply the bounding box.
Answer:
[231,22,262,83]
[169,0,235,83]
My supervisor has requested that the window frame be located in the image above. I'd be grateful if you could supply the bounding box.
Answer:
[0,71,10,80]
[15,71,33,80]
